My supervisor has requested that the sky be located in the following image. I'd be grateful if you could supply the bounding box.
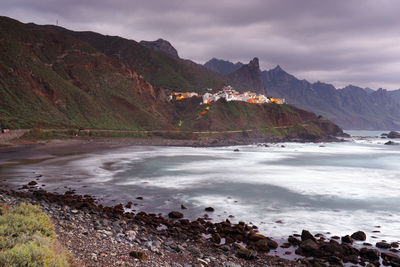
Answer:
[2,0,400,90]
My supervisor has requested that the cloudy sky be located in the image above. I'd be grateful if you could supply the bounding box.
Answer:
[2,0,400,90]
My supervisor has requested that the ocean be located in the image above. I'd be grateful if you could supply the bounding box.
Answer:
[1,130,399,244]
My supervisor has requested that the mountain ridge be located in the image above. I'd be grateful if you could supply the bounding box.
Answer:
[204,57,400,130]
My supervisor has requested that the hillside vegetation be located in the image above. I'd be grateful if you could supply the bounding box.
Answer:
[0,203,70,266]
[0,16,174,130]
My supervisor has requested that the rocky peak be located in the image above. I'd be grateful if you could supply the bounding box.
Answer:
[248,57,259,69]
[139,38,179,58]
[227,57,266,94]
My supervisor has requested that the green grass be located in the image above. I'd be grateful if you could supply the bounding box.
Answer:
[0,203,70,266]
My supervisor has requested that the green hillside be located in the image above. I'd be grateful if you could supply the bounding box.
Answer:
[0,16,174,130]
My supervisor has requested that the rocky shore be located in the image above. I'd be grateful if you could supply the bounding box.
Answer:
[1,188,399,267]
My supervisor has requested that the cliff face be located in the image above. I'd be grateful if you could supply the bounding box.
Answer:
[227,58,266,94]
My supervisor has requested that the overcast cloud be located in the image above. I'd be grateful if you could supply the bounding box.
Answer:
[2,0,400,90]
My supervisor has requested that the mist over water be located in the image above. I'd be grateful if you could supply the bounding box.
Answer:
[2,131,400,242]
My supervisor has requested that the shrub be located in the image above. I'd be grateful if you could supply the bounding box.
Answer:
[0,203,70,266]
[0,203,55,250]
[0,236,69,267]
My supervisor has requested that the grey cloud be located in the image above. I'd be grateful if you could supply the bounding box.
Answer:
[1,0,400,89]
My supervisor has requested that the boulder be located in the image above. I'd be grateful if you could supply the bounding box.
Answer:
[301,230,317,242]
[351,231,367,241]
[249,233,267,241]
[236,246,257,260]
[360,248,380,261]
[168,211,184,219]
[255,239,270,252]
[384,141,399,145]
[387,131,400,138]
[288,236,301,246]
[341,235,353,244]
[391,242,399,248]
[265,237,278,249]
[381,251,399,261]
[376,241,391,249]
[300,239,320,252]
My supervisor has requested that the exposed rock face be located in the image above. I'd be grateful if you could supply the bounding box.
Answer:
[140,38,179,58]
[204,58,244,75]
[228,57,266,94]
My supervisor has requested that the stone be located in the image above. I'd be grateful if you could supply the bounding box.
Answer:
[249,233,267,241]
[301,230,317,242]
[382,252,399,261]
[255,239,270,252]
[168,211,184,219]
[341,235,353,244]
[300,239,320,252]
[129,250,148,260]
[387,131,400,138]
[233,149,240,152]
[360,248,380,261]
[205,207,214,212]
[181,204,187,209]
[197,258,208,265]
[384,141,398,145]
[376,242,391,249]
[351,231,367,241]
[236,246,257,260]
[266,238,278,249]
[288,236,301,246]
[28,181,37,186]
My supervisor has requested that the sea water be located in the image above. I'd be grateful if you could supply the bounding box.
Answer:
[1,131,400,243]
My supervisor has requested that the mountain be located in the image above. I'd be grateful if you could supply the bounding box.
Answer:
[43,25,225,92]
[0,16,174,129]
[227,57,266,94]
[388,89,400,102]
[204,58,243,75]
[262,66,400,130]
[363,87,375,94]
[139,38,179,58]
[0,16,345,141]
